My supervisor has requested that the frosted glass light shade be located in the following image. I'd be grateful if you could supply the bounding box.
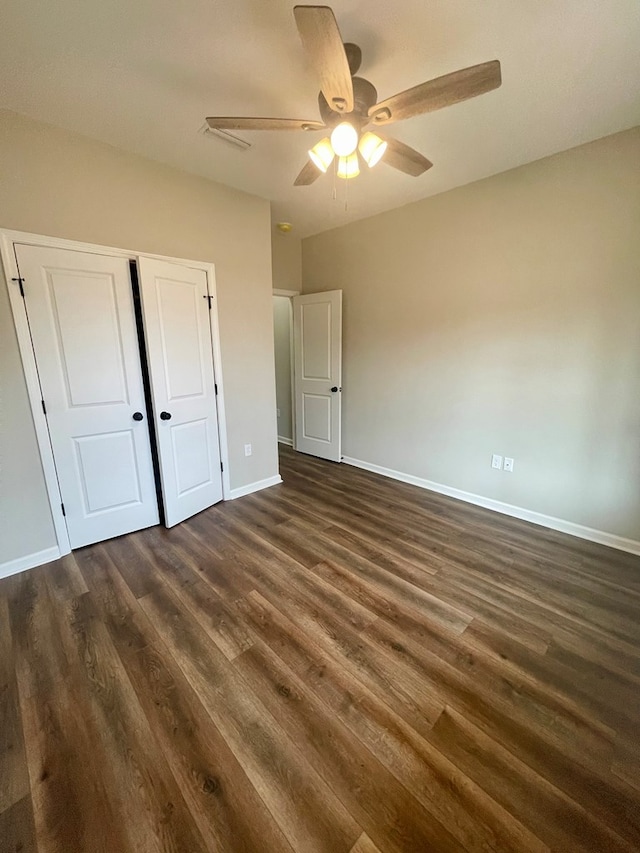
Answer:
[308,137,335,172]
[336,153,360,180]
[358,131,387,167]
[330,122,358,157]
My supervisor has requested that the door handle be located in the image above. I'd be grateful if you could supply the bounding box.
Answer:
[132,411,144,421]
[330,386,339,393]
[160,411,172,420]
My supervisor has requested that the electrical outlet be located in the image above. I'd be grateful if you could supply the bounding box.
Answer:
[491,454,503,470]
[277,408,281,418]
[244,443,252,457]
[504,457,514,472]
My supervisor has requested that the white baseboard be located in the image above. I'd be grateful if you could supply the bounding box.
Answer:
[0,545,61,580]
[228,474,283,501]
[278,436,293,446]
[342,456,640,557]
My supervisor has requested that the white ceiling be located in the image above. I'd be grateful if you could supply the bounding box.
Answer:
[2,1,639,237]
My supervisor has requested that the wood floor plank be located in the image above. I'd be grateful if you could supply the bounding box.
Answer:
[138,581,362,853]
[0,795,37,853]
[7,570,70,704]
[234,638,466,853]
[0,597,30,814]
[361,615,640,846]
[1,444,639,850]
[428,705,635,853]
[349,834,384,853]
[19,665,134,853]
[194,508,380,636]
[75,544,155,658]
[102,532,160,599]
[121,640,296,852]
[236,590,548,852]
[51,592,208,852]
[158,519,256,600]
[45,552,89,602]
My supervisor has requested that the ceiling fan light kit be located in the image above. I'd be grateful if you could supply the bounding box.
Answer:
[330,121,359,156]
[336,152,360,180]
[309,137,335,172]
[204,5,502,187]
[359,131,387,168]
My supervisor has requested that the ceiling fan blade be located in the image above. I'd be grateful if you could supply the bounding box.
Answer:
[294,159,322,186]
[206,117,325,131]
[381,137,433,176]
[369,60,501,125]
[293,5,354,114]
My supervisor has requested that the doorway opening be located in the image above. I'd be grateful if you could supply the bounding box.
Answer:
[272,288,343,463]
[272,291,296,447]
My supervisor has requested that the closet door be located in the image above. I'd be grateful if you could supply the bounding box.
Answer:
[15,244,159,549]
[137,257,223,527]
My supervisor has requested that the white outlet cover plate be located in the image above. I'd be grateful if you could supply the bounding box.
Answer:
[492,454,503,470]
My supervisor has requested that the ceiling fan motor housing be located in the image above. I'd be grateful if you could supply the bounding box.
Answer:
[318,74,378,130]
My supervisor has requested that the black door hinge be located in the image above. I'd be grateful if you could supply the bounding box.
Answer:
[61,502,66,517]
[41,400,47,415]
[12,277,25,297]
[203,294,213,309]
[214,383,218,396]
[220,461,224,473]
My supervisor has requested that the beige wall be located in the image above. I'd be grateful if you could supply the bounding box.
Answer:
[0,265,57,560]
[0,109,278,565]
[273,296,293,441]
[271,225,301,292]
[303,127,640,542]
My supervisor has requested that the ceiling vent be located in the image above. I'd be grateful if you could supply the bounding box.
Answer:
[199,123,252,151]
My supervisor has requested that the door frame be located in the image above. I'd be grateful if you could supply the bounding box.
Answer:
[0,228,231,560]
[273,289,299,450]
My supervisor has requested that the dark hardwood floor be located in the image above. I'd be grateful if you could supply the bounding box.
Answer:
[2,445,640,852]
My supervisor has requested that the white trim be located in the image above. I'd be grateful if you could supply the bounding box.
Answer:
[228,474,283,500]
[205,262,232,499]
[278,436,294,446]
[273,291,297,449]
[0,227,217,269]
[342,456,640,557]
[0,546,61,580]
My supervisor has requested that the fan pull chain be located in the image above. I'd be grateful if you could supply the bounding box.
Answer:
[332,158,337,201]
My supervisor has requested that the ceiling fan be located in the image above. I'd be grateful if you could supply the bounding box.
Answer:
[206,5,502,186]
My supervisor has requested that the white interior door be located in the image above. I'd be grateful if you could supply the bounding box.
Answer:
[137,257,223,527]
[15,244,159,549]
[293,290,342,462]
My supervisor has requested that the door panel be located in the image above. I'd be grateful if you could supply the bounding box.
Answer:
[302,394,332,442]
[50,270,129,406]
[15,244,159,548]
[293,290,342,461]
[138,257,223,527]
[74,431,142,512]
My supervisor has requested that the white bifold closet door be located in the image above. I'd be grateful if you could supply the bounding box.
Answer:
[15,244,159,548]
[137,257,223,527]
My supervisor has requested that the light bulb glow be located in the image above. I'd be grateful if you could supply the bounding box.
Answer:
[308,137,335,173]
[330,122,358,157]
[336,153,360,180]
[358,132,387,168]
